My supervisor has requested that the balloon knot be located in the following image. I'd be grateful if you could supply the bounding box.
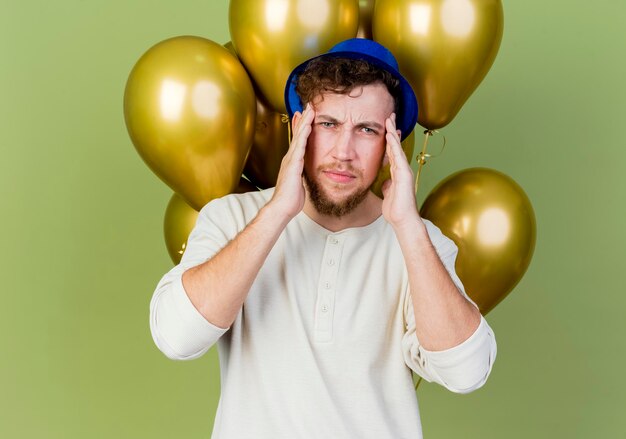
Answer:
[416,152,431,165]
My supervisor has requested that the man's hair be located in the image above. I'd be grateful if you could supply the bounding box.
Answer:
[295,57,401,114]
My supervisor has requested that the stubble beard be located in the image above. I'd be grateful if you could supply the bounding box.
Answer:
[303,166,371,218]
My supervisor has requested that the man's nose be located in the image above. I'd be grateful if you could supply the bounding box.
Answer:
[331,129,355,161]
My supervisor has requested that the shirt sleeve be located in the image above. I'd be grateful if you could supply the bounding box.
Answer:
[401,219,497,394]
[149,197,240,360]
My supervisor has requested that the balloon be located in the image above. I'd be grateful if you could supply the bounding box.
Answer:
[164,178,260,264]
[229,0,360,113]
[420,168,535,314]
[124,36,256,211]
[164,193,199,265]
[373,0,503,129]
[371,130,415,198]
[357,0,376,39]
[224,41,290,189]
[244,96,290,188]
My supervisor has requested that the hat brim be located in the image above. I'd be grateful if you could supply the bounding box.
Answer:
[284,51,418,142]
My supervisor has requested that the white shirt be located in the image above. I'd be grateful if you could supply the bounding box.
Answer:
[150,188,496,439]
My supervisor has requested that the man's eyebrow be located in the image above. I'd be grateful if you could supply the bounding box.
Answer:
[315,114,341,123]
[315,114,384,131]
[355,121,384,131]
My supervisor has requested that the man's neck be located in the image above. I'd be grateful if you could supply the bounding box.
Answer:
[302,191,383,233]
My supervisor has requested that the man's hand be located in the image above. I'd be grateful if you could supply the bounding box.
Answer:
[270,103,315,220]
[381,113,420,229]
[180,104,315,330]
[381,115,482,351]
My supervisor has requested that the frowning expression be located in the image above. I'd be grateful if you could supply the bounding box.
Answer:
[303,82,395,215]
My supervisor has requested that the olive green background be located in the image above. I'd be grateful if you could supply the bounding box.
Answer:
[1,1,624,437]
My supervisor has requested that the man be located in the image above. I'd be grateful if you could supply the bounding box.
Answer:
[150,38,496,438]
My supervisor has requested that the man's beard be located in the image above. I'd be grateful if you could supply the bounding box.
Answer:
[303,166,371,217]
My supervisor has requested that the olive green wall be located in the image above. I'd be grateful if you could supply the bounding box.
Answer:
[2,1,624,437]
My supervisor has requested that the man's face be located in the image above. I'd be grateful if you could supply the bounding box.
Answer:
[303,82,395,217]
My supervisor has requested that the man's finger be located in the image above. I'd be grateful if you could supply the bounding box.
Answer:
[386,133,403,163]
[385,116,401,144]
[292,106,314,150]
[289,105,309,141]
[294,105,314,137]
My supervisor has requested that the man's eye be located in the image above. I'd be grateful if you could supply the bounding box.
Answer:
[320,122,335,128]
[361,127,375,134]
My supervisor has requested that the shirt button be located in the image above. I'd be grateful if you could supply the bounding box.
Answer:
[328,259,335,266]
[330,237,338,244]
[325,282,331,289]
[321,304,329,312]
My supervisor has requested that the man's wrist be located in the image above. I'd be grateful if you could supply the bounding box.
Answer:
[263,197,300,227]
[389,210,424,235]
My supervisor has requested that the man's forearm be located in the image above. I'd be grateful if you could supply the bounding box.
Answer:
[393,217,482,351]
[180,105,313,330]
[182,201,291,329]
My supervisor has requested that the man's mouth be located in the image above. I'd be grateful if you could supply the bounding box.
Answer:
[322,169,357,184]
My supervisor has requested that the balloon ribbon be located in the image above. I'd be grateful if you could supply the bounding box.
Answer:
[414,130,446,196]
[281,114,292,142]
[415,376,422,391]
